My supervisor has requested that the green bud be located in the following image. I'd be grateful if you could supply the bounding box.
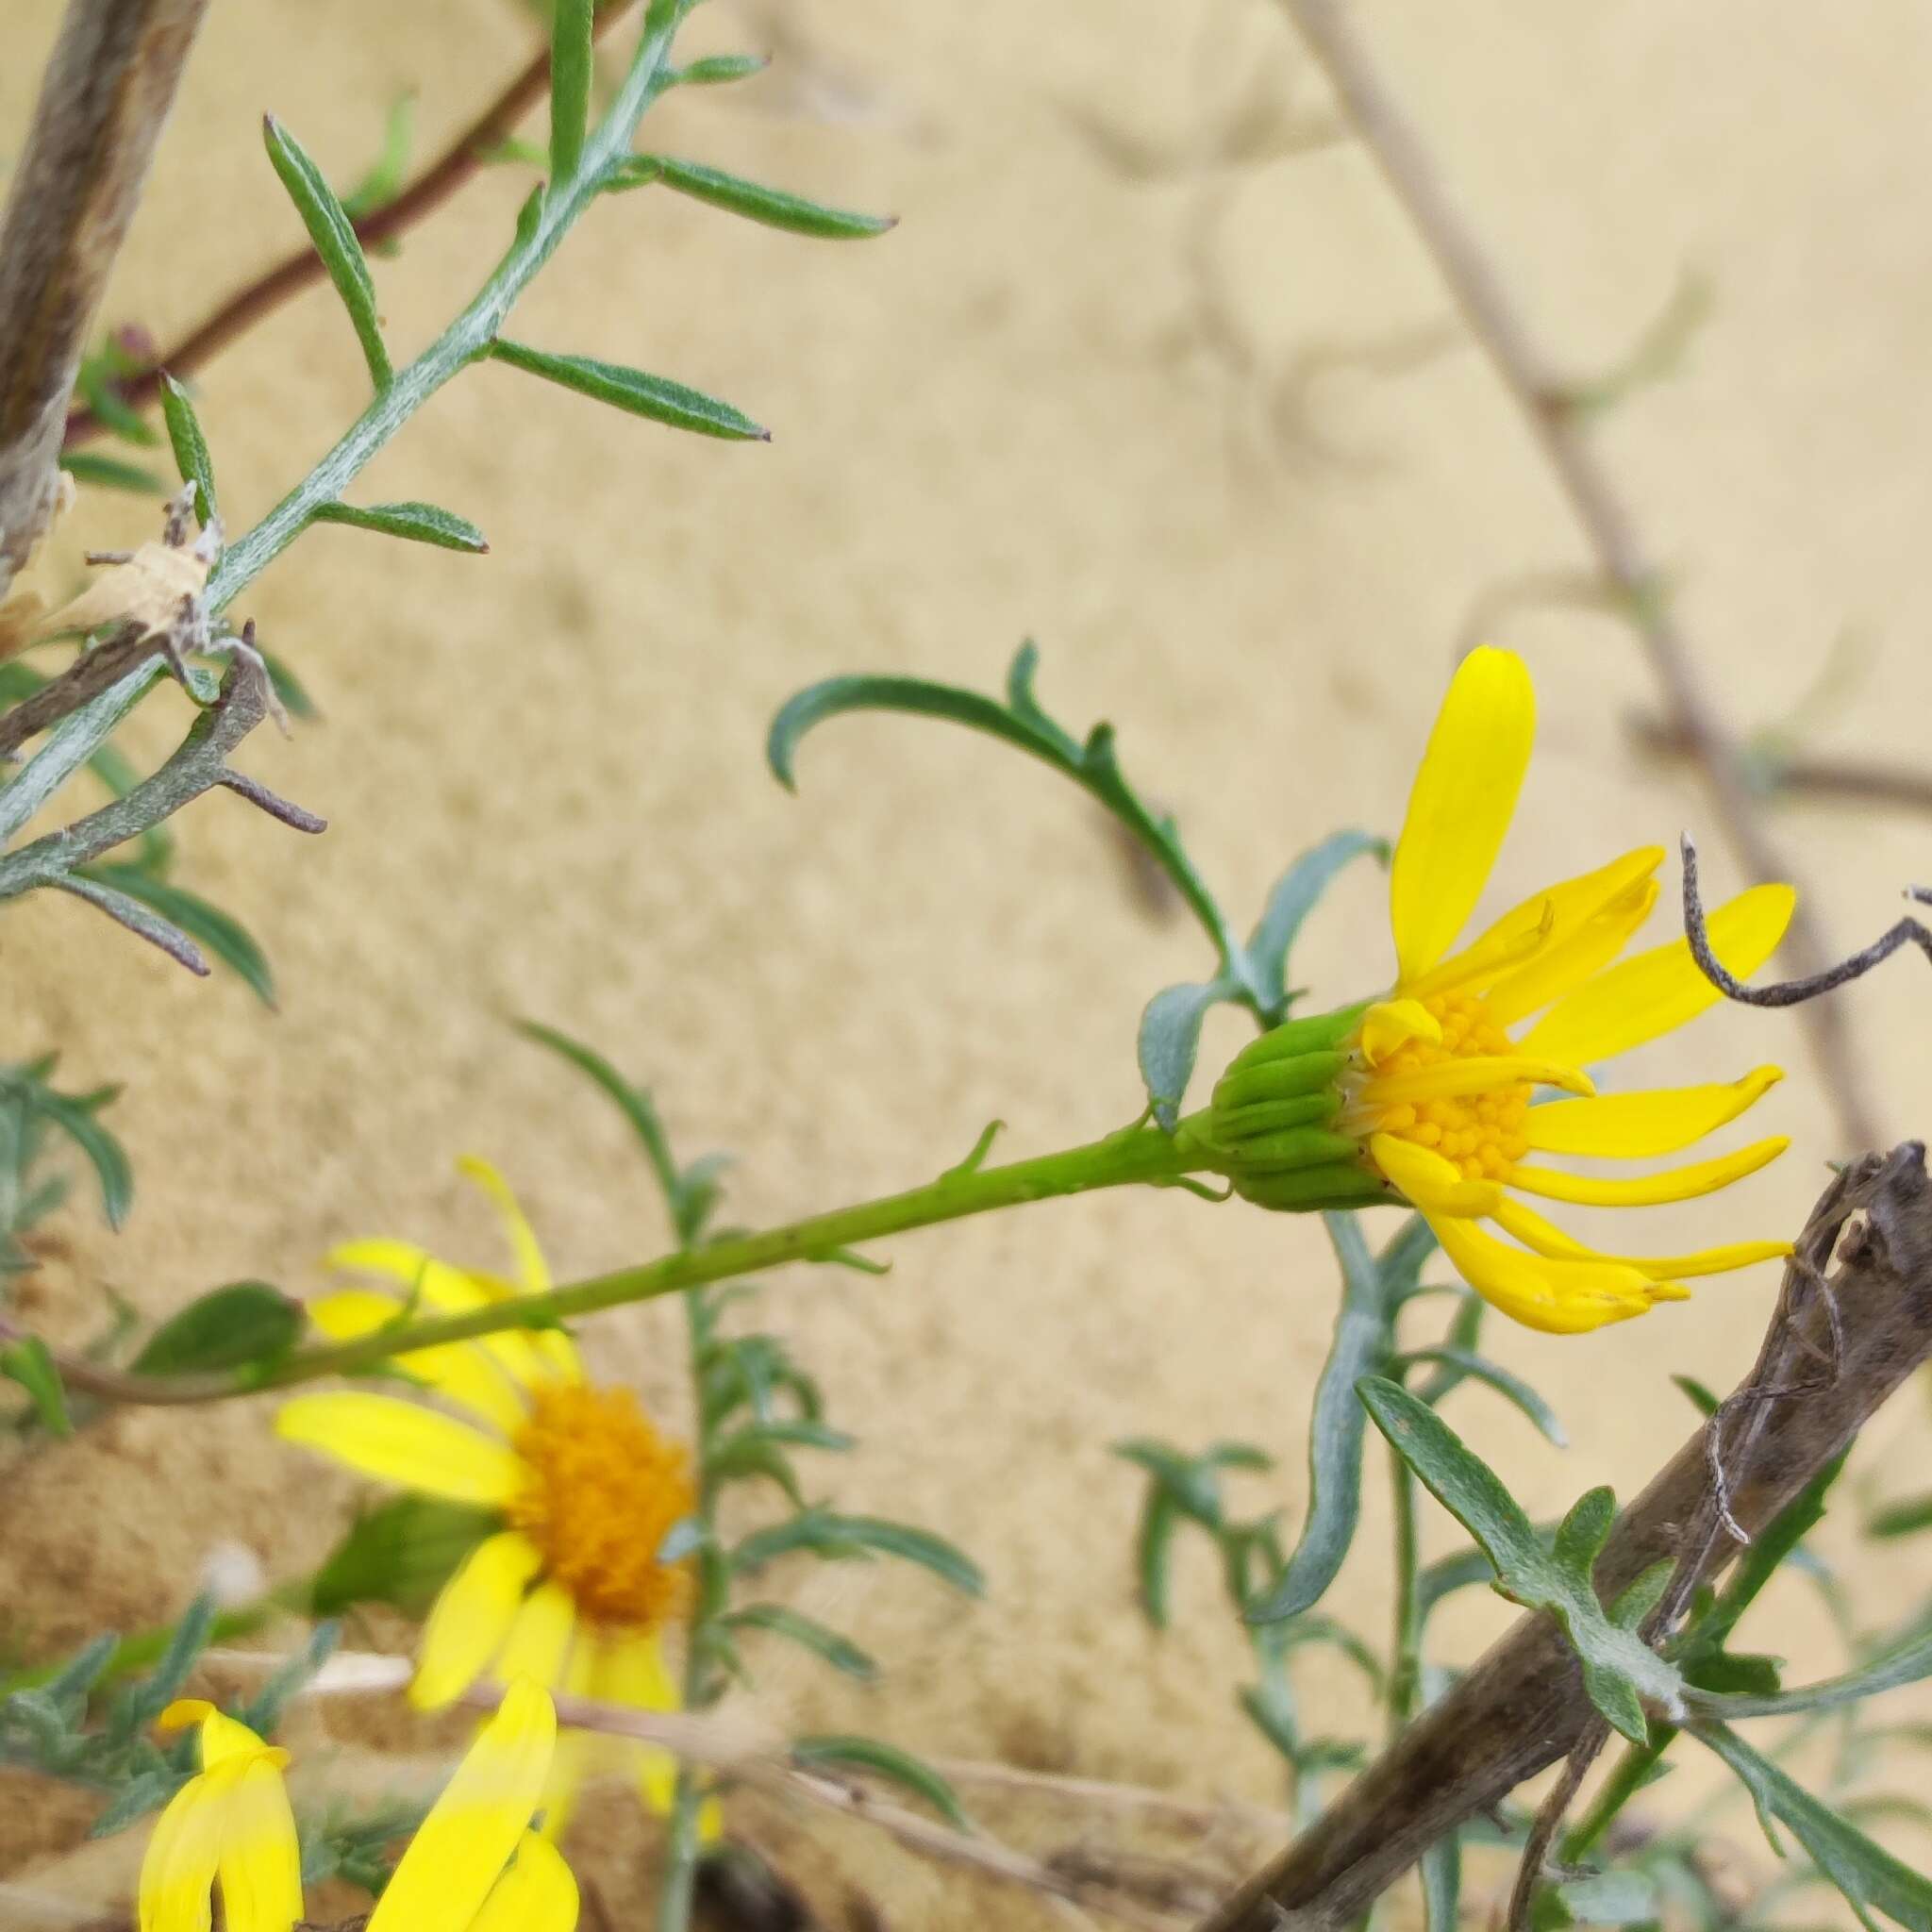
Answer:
[1201,1004,1393,1214]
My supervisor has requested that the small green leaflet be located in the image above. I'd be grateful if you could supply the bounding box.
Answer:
[130,1282,304,1378]
[158,377,217,525]
[610,154,895,240]
[0,1336,71,1436]
[548,0,594,182]
[261,115,391,389]
[491,339,768,441]
[791,1735,969,1828]
[311,500,488,554]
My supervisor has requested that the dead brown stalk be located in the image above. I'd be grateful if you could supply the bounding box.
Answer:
[0,0,211,595]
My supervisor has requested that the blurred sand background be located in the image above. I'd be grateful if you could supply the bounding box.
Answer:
[5,0,1932,1923]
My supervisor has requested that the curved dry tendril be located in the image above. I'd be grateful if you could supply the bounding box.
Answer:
[1681,832,1932,1007]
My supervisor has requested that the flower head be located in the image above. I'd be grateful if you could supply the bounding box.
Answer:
[138,1679,575,1932]
[1210,647,1794,1333]
[275,1158,708,1837]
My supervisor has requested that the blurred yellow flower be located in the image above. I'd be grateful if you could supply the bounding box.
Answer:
[275,1158,716,1839]
[1216,646,1794,1333]
[138,1680,575,1932]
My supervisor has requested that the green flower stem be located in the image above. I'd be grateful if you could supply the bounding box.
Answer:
[206,0,688,612]
[136,1114,1226,1403]
[1387,1455,1422,1737]
[1558,1728,1669,1863]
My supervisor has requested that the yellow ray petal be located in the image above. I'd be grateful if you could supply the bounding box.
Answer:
[1492,1197,1792,1280]
[1389,645,1537,983]
[1425,1212,1671,1335]
[1369,1133,1504,1216]
[457,1158,582,1384]
[275,1393,523,1507]
[1358,999,1441,1065]
[326,1240,558,1391]
[469,1832,580,1932]
[596,1627,681,1816]
[369,1679,556,1932]
[1507,1135,1788,1208]
[539,1637,601,1845]
[213,1757,303,1932]
[1399,898,1553,1001]
[310,1291,528,1435]
[495,1581,576,1690]
[458,1158,552,1295]
[1423,845,1665,997]
[1522,1068,1784,1159]
[140,1769,226,1932]
[412,1533,544,1713]
[1520,884,1797,1066]
[1360,1056,1595,1107]
[1480,877,1660,1028]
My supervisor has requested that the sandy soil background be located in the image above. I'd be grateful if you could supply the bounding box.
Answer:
[5,0,1932,1924]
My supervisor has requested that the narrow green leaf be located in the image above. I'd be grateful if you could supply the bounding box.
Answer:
[791,1735,969,1828]
[1395,1346,1566,1446]
[673,53,771,87]
[724,1605,876,1682]
[1534,1871,1659,1928]
[1247,1214,1392,1623]
[1867,1494,1932,1540]
[122,1594,215,1731]
[1245,830,1389,1015]
[732,1508,983,1596]
[1138,977,1236,1132]
[491,338,767,441]
[1673,1374,1722,1418]
[515,1020,683,1217]
[311,500,487,553]
[75,356,158,446]
[131,1282,304,1377]
[258,645,320,724]
[59,451,166,495]
[1694,1722,1932,1932]
[1689,1621,1932,1721]
[21,1079,131,1229]
[1134,1488,1178,1629]
[87,1770,179,1840]
[706,1433,804,1506]
[158,377,216,525]
[78,867,274,1005]
[621,154,895,239]
[548,0,594,181]
[341,93,416,219]
[261,115,391,388]
[0,1336,71,1436]
[768,670,1070,793]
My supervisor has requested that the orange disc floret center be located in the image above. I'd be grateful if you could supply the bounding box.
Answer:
[508,1383,696,1631]
[1362,991,1531,1182]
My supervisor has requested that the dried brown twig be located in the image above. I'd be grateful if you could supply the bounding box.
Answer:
[0,0,211,591]
[1272,0,1879,1151]
[60,0,639,445]
[1636,714,1932,817]
[1199,1141,1932,1930]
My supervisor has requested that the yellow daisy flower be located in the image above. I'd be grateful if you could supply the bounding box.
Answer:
[1210,645,1794,1333]
[274,1158,710,1838]
[139,1678,575,1932]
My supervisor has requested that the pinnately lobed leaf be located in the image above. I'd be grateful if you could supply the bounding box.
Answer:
[310,500,488,554]
[261,116,391,389]
[491,338,768,441]
[1358,1377,1684,1743]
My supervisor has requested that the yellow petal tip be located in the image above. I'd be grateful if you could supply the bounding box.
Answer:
[157,1698,213,1732]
